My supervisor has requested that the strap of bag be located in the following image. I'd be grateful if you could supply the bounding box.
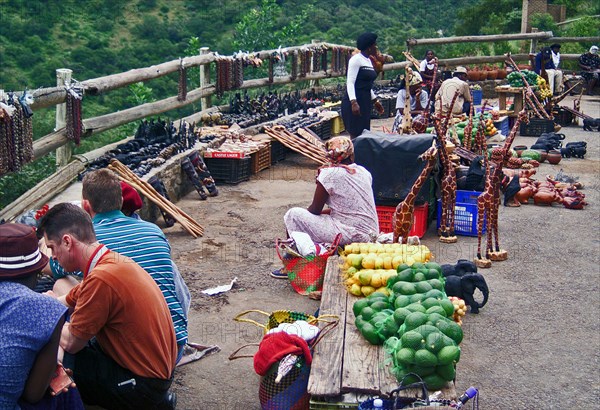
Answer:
[228,343,260,360]
[233,309,270,331]
[325,233,343,257]
[309,318,339,349]
[390,372,430,405]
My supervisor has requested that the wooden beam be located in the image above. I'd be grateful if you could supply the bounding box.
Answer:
[543,36,600,43]
[406,31,553,47]
[32,85,216,160]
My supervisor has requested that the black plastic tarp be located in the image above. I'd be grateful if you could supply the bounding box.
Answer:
[354,131,438,206]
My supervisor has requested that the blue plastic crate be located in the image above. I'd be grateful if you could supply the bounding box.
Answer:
[494,116,509,136]
[436,190,486,236]
[472,89,483,105]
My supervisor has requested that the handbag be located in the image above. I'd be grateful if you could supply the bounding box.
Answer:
[275,233,342,295]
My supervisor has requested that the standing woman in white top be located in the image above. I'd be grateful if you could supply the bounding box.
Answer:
[420,49,439,96]
[341,32,384,138]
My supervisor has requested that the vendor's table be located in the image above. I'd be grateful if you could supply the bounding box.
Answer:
[308,256,456,407]
[495,86,524,116]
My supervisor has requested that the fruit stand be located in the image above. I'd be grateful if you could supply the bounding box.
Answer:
[308,256,456,408]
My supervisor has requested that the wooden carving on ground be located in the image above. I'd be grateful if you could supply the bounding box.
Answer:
[392,142,438,243]
[474,110,528,268]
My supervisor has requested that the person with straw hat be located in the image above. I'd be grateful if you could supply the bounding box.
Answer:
[435,66,472,117]
[0,223,83,409]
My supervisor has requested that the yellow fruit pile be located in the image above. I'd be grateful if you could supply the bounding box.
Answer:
[536,77,552,99]
[448,296,466,325]
[484,118,498,136]
[341,243,432,297]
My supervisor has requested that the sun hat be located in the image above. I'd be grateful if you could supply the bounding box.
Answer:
[409,71,423,86]
[590,46,599,54]
[0,223,48,279]
[120,181,143,215]
[454,66,468,74]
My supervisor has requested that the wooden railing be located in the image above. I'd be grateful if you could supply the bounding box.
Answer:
[1,34,597,220]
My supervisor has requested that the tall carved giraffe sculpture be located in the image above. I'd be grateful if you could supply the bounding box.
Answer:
[463,93,474,152]
[431,91,459,243]
[398,67,417,135]
[392,142,438,243]
[475,110,528,268]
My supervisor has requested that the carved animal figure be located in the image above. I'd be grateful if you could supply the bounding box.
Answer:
[399,67,416,135]
[392,143,438,243]
[583,118,600,131]
[475,110,527,264]
[445,273,489,314]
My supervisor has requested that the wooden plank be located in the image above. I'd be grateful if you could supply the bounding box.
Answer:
[341,294,380,394]
[406,31,553,47]
[308,256,347,396]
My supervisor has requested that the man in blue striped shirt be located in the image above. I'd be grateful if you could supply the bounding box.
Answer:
[48,169,188,358]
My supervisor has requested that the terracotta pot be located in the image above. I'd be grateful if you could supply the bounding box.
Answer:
[497,69,507,79]
[467,70,478,81]
[547,150,562,165]
[536,150,548,163]
[479,71,489,81]
[514,145,528,157]
[487,70,498,80]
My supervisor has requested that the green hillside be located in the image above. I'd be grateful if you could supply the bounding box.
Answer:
[0,0,598,209]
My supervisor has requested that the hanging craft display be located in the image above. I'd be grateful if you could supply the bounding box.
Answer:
[0,91,35,176]
[290,51,298,81]
[178,59,187,102]
[65,84,83,145]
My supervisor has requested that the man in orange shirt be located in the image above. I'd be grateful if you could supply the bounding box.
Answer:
[38,203,178,410]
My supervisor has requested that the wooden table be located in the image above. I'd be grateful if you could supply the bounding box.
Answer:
[308,256,456,407]
[495,86,525,116]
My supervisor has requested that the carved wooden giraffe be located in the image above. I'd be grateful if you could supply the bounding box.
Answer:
[432,92,460,242]
[463,93,474,152]
[392,142,438,243]
[399,67,416,135]
[475,110,528,267]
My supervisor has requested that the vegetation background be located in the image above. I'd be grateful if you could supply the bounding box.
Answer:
[0,0,598,210]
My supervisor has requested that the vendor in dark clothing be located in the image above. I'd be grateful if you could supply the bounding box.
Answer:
[341,32,385,138]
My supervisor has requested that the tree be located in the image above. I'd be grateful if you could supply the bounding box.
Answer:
[232,0,311,51]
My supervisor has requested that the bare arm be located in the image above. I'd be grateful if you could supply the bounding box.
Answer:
[307,181,329,216]
[60,322,89,354]
[20,316,66,404]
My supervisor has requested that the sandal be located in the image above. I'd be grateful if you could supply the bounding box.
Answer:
[270,268,288,279]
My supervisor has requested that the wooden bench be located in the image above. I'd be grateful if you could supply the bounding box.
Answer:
[308,256,456,408]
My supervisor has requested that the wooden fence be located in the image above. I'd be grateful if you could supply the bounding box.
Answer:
[1,33,598,221]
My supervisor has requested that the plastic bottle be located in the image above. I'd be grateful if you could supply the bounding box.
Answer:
[455,386,478,409]
[372,398,383,408]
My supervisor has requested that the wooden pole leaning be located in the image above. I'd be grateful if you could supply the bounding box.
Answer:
[108,159,204,238]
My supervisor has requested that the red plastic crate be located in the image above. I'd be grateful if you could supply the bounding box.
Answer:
[376,203,428,238]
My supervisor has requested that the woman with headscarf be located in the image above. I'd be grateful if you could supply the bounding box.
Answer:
[272,137,379,278]
[341,32,385,138]
[579,45,600,95]
[420,50,440,96]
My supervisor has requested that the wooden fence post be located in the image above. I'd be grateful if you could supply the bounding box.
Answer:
[200,47,211,111]
[55,69,72,167]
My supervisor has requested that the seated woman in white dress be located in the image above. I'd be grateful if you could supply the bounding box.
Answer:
[272,137,379,278]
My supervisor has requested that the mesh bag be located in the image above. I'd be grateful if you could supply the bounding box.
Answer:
[275,233,342,295]
[233,309,338,334]
[258,355,311,410]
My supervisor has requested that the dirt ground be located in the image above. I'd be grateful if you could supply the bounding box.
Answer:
[147,96,599,409]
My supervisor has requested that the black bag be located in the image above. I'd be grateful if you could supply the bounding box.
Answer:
[354,131,436,206]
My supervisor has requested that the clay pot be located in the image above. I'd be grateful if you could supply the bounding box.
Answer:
[514,145,528,157]
[479,71,489,81]
[536,150,548,163]
[547,150,562,165]
[467,70,478,81]
[487,70,498,80]
[497,69,507,79]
